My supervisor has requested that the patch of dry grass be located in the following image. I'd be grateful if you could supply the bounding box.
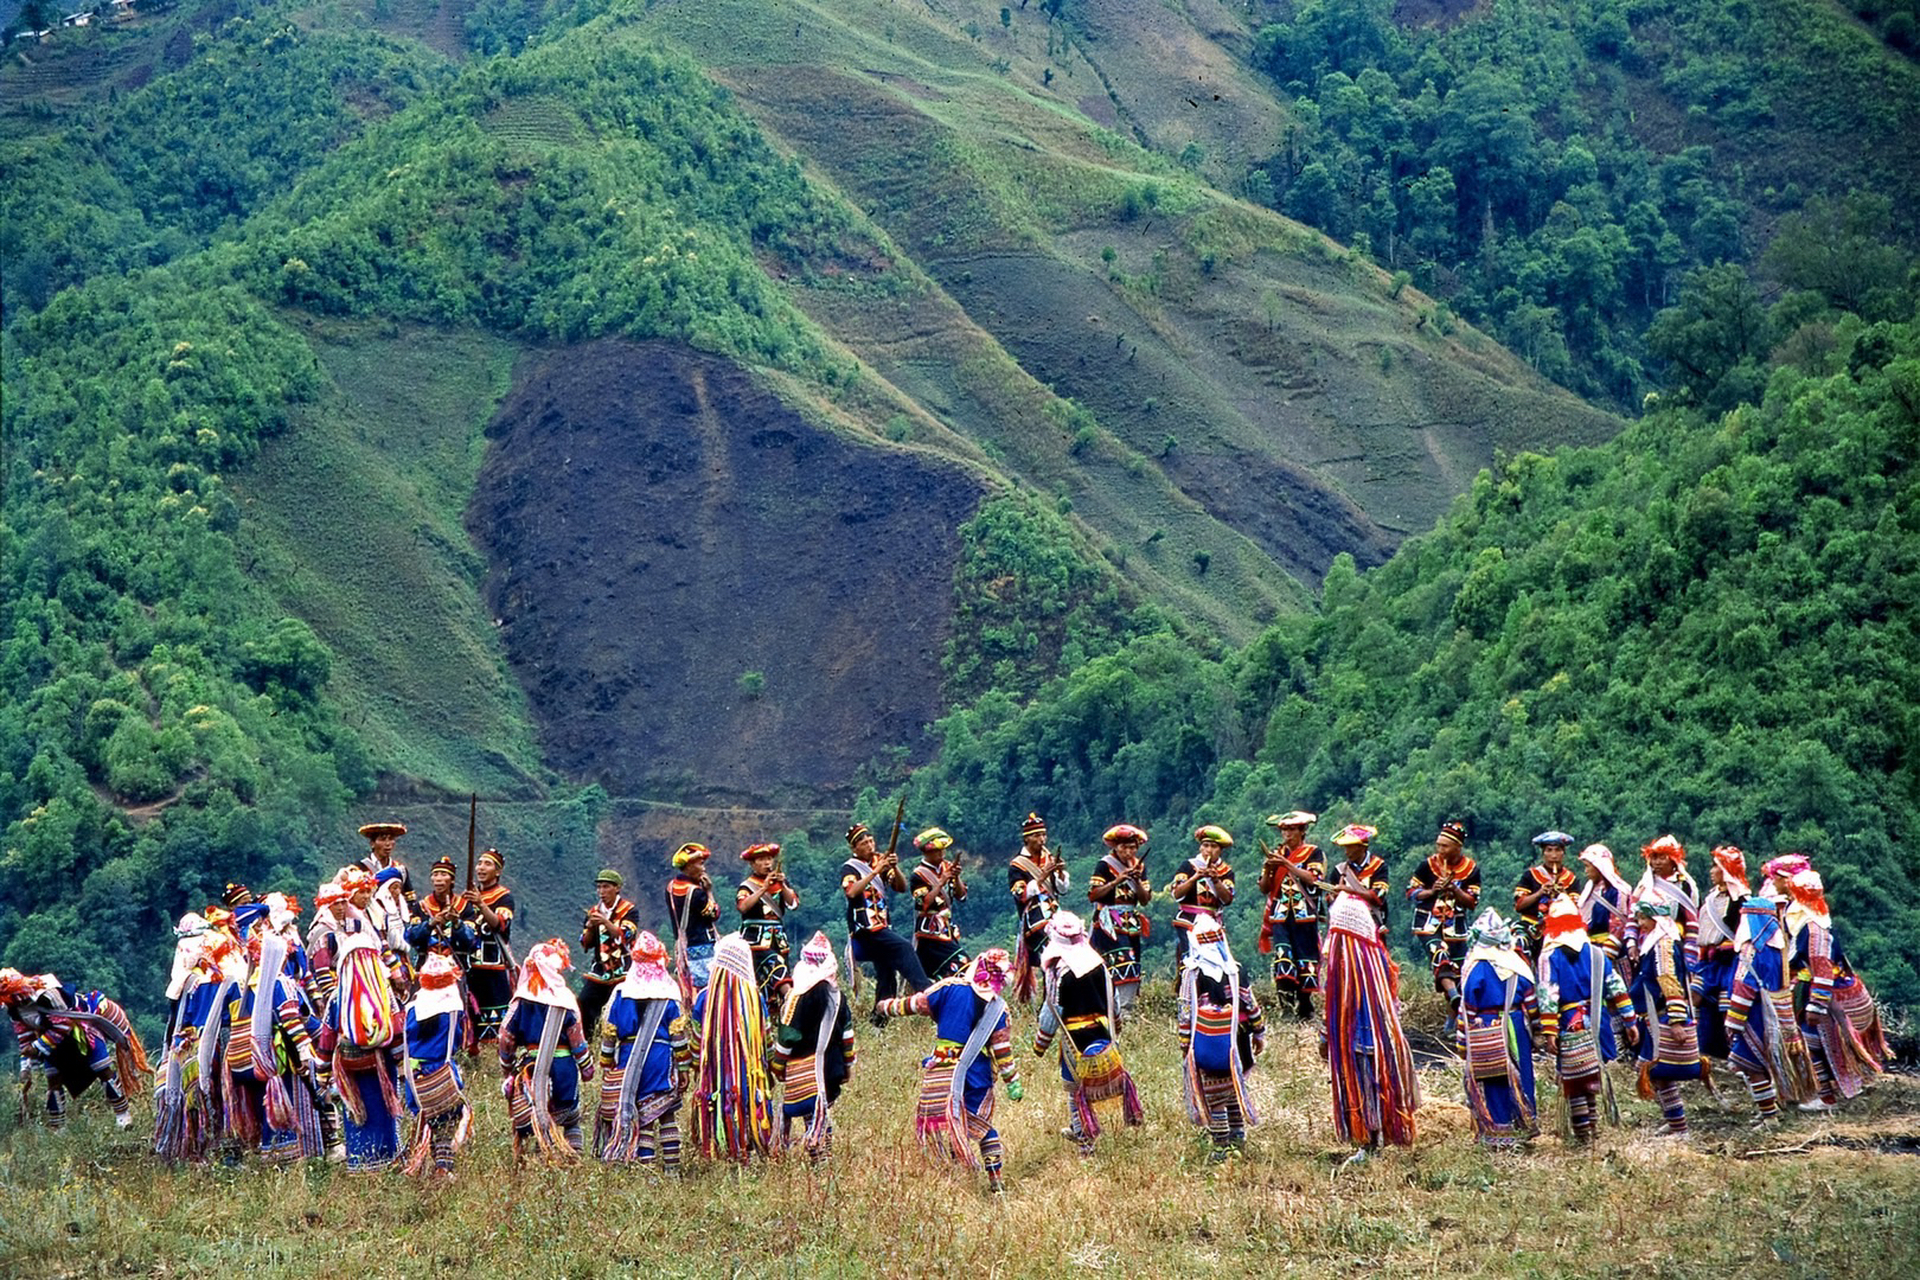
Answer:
[3,988,1915,1278]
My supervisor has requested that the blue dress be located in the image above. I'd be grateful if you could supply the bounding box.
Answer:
[1458,958,1538,1142]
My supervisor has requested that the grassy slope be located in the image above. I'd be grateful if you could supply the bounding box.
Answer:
[229,319,546,795]
[612,0,1619,580]
[2,1000,1916,1276]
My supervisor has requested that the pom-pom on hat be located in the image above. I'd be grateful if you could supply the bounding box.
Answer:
[1436,820,1468,846]
[357,822,407,841]
[740,842,781,862]
[845,823,872,848]
[1103,824,1147,845]
[1021,812,1048,837]
[478,847,505,870]
[913,828,953,853]
[1641,834,1686,862]
[1532,831,1574,847]
[1331,824,1377,847]
[1194,824,1234,847]
[1267,811,1318,829]
[430,855,457,877]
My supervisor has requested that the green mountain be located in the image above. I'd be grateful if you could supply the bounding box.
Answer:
[2,0,1915,1028]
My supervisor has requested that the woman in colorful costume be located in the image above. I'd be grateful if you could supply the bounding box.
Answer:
[1,967,149,1134]
[1575,844,1634,966]
[402,953,471,1179]
[226,928,329,1162]
[1629,835,1700,975]
[1177,912,1264,1161]
[1454,909,1539,1148]
[689,933,777,1162]
[1692,845,1749,1061]
[596,930,689,1169]
[1722,890,1816,1125]
[1535,896,1639,1144]
[322,867,410,1171]
[1320,887,1420,1162]
[1778,865,1887,1111]
[876,948,1023,1193]
[773,930,856,1164]
[498,938,593,1161]
[1627,898,1708,1137]
[1036,911,1144,1156]
[153,931,245,1161]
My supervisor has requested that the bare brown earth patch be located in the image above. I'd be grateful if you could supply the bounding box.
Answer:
[467,340,987,809]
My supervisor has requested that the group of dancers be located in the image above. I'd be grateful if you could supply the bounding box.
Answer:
[0,810,1892,1185]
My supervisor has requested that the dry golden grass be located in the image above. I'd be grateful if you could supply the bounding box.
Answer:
[3,988,1916,1278]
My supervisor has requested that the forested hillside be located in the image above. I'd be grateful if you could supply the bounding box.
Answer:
[2,0,1917,1040]
[907,304,1920,1002]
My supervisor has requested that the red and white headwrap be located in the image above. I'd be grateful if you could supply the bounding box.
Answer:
[514,938,580,1015]
[1763,853,1812,882]
[1784,869,1832,933]
[617,930,679,1002]
[1540,895,1589,954]
[1710,845,1750,896]
[411,954,466,1020]
[0,968,33,1005]
[1641,834,1686,864]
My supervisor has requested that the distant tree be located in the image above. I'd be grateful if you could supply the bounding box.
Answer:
[1762,192,1912,318]
[1646,263,1771,411]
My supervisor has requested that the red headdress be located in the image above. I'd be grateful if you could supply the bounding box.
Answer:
[1710,845,1750,896]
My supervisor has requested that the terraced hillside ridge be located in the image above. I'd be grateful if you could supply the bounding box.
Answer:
[467,339,988,808]
[617,0,1622,569]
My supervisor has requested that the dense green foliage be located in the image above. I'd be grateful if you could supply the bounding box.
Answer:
[0,13,905,1029]
[943,492,1163,703]
[1245,0,1920,406]
[912,307,1920,1000]
[0,21,445,315]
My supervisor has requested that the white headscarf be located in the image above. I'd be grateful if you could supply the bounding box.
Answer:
[788,930,839,999]
[1041,911,1105,978]
[1463,908,1533,985]
[1181,912,1236,981]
